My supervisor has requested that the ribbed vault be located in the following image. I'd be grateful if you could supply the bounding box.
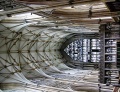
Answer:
[0,0,120,91]
[0,19,72,85]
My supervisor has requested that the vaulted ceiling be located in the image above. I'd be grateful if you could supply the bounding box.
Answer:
[0,0,120,91]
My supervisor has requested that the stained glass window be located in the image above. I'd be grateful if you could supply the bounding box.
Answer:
[64,38,100,62]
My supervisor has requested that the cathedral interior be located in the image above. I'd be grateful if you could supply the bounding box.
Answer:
[0,0,120,92]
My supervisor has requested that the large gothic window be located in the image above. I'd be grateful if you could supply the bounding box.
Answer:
[64,38,100,62]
